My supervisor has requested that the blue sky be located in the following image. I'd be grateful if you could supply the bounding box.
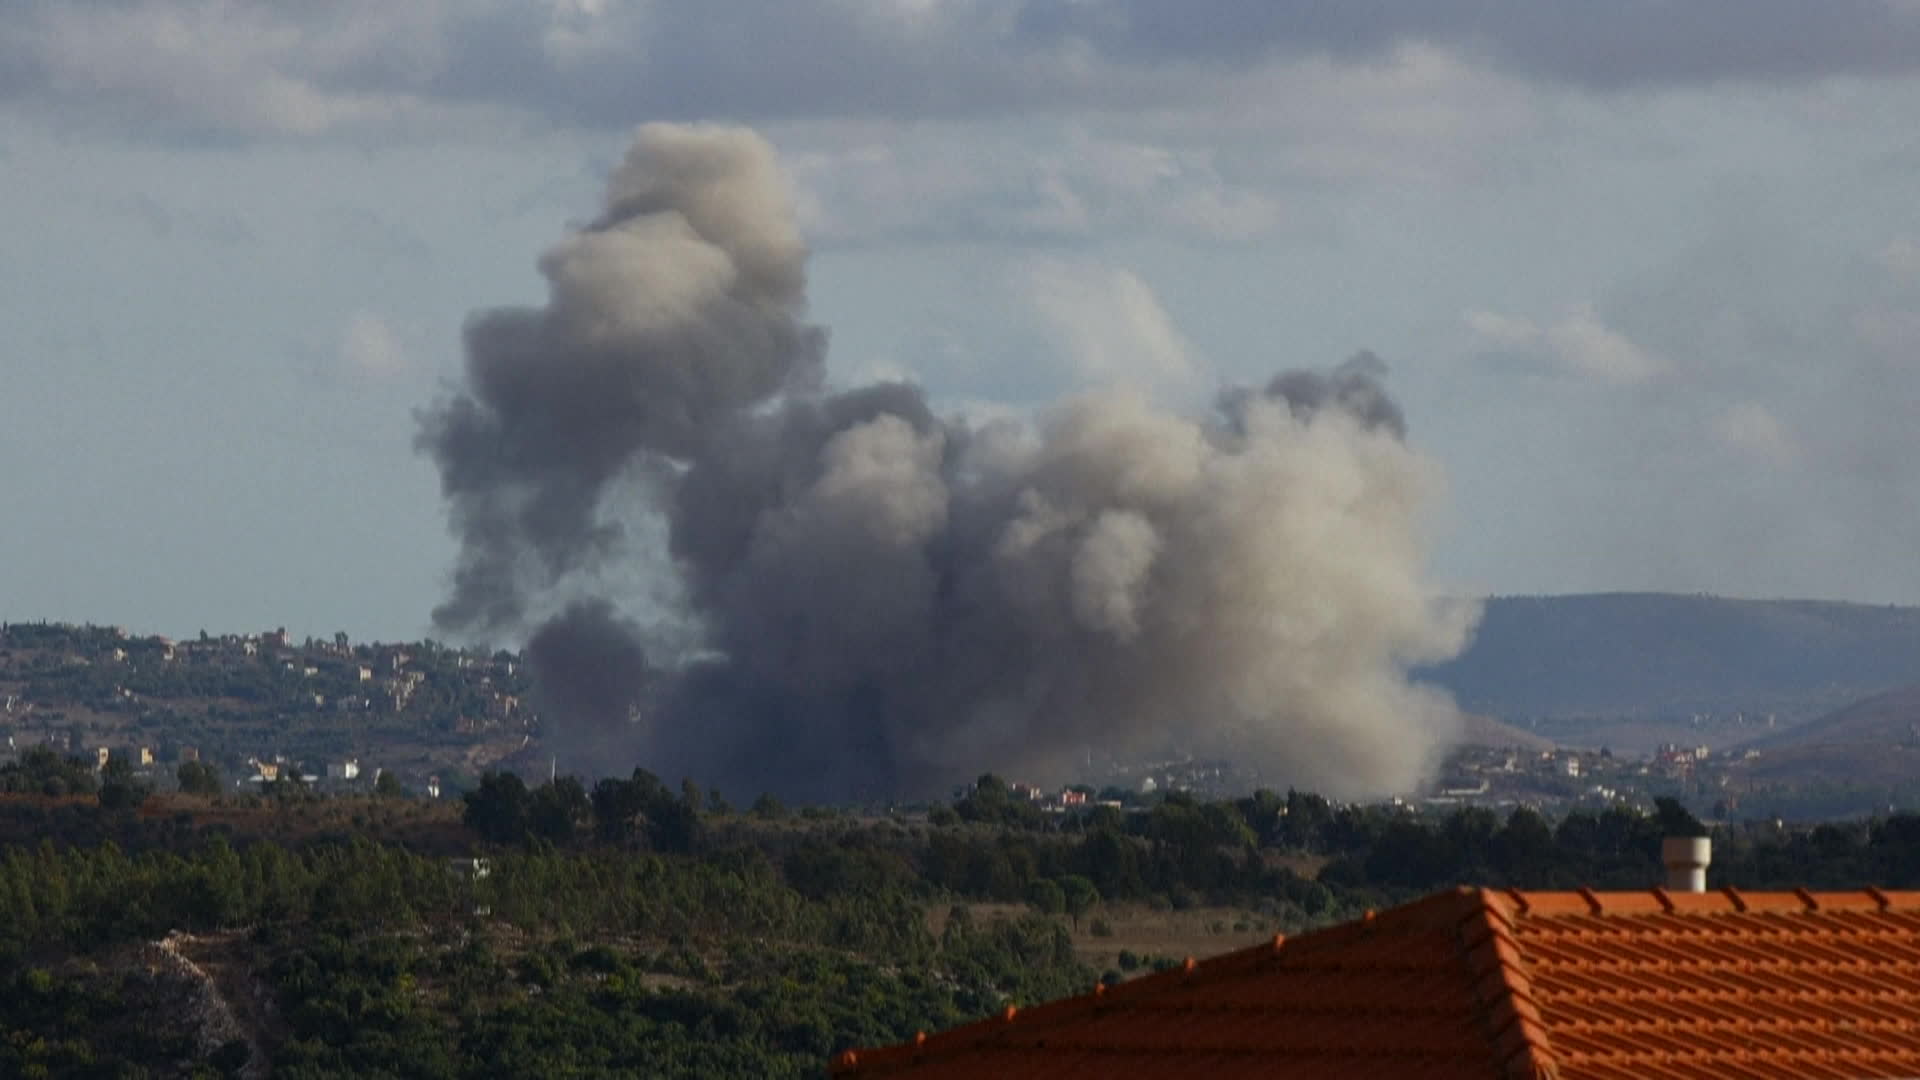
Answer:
[4,1,1920,642]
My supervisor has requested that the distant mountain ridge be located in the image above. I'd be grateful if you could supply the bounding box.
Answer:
[1420,593,1920,723]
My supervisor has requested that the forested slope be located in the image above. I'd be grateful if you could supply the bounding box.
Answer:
[14,764,1920,1076]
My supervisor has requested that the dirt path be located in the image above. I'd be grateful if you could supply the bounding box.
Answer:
[157,930,281,1080]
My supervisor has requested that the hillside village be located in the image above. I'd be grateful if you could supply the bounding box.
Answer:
[986,739,1779,823]
[0,621,535,798]
[5,611,1920,822]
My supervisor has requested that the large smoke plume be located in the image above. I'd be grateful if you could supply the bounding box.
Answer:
[418,123,1476,802]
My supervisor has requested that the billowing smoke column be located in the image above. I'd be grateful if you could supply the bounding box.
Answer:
[418,123,1476,803]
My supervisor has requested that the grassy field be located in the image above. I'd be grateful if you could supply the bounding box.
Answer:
[1070,903,1290,973]
[927,899,1297,978]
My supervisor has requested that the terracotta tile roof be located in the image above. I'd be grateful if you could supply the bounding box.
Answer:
[834,887,1920,1080]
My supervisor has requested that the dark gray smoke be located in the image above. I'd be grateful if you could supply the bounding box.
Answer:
[1221,349,1406,439]
[416,124,825,634]
[419,123,1475,802]
[522,600,649,749]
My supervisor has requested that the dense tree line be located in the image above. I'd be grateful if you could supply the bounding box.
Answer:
[0,745,99,797]
[464,769,705,853]
[15,764,1920,1076]
[459,768,1920,913]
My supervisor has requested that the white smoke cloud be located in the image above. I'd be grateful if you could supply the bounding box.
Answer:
[419,122,1475,801]
[1021,259,1198,386]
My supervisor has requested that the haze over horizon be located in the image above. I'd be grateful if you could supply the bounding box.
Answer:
[5,2,1920,642]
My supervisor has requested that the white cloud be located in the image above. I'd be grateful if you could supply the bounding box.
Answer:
[1854,305,1920,355]
[0,3,1541,253]
[783,126,1289,246]
[3,1,506,139]
[1021,259,1196,386]
[1200,45,1546,187]
[9,1,1920,144]
[1712,401,1798,466]
[1160,185,1284,240]
[1462,309,1542,348]
[1465,303,1661,385]
[1547,303,1662,385]
[1878,236,1920,276]
[338,311,409,379]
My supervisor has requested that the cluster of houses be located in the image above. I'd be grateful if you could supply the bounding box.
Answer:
[237,753,436,795]
[1003,781,1112,811]
[1427,739,1775,813]
[0,623,535,798]
[0,726,406,795]
[41,626,527,724]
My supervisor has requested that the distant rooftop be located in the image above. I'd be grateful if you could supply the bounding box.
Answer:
[837,885,1920,1079]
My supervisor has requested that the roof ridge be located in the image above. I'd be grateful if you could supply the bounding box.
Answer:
[1460,888,1558,1080]
[834,885,1920,1077]
[1500,887,1920,918]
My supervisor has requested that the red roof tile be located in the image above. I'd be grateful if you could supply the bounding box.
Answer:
[835,887,1920,1079]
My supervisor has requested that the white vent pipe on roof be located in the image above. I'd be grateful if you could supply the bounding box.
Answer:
[1661,835,1711,893]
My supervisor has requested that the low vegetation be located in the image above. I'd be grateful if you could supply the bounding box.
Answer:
[10,764,1920,1076]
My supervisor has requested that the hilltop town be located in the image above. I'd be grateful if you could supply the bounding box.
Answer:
[8,613,1912,826]
[0,621,535,798]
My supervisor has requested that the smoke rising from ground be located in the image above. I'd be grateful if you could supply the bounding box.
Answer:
[418,122,1475,802]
